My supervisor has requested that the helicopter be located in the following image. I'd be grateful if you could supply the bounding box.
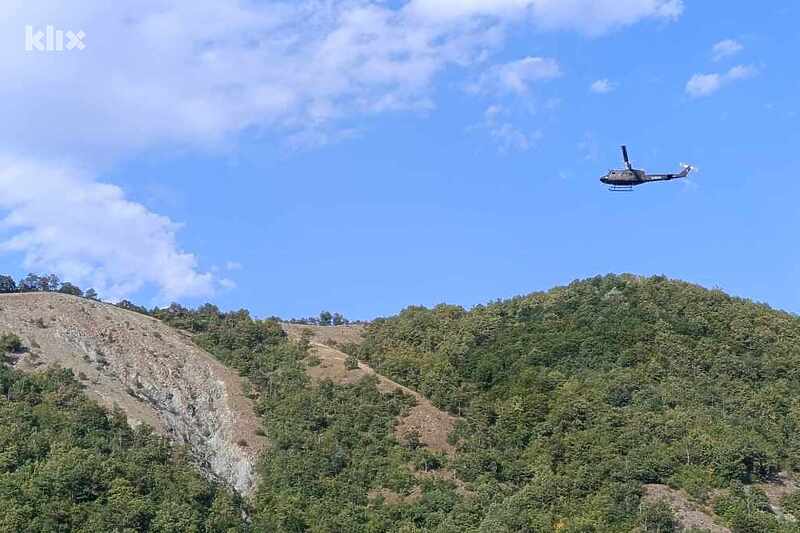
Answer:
[601,145,693,191]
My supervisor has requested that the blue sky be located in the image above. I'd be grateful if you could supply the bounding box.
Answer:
[1,1,798,319]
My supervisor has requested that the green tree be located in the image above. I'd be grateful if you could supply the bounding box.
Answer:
[319,310,333,326]
[58,282,83,296]
[206,491,245,532]
[151,500,202,533]
[0,333,23,353]
[344,353,359,370]
[45,274,60,291]
[0,365,245,532]
[638,500,677,532]
[18,273,42,292]
[0,275,17,293]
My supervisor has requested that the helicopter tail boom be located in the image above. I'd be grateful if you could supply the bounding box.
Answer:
[645,165,693,182]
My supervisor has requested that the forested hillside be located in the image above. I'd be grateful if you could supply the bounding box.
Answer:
[153,274,800,531]
[155,305,461,532]
[0,366,246,532]
[354,274,800,531]
[4,273,800,531]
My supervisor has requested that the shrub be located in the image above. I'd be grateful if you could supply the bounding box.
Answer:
[344,354,359,370]
[0,333,24,353]
[783,490,800,516]
[637,500,677,532]
[414,450,443,472]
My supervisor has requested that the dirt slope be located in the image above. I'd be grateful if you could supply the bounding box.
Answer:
[642,484,730,532]
[282,323,457,455]
[0,293,265,496]
[281,322,365,346]
[757,472,799,519]
[643,474,799,530]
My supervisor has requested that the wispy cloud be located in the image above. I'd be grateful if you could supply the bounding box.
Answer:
[408,0,683,35]
[471,57,561,95]
[225,261,243,272]
[686,65,758,98]
[479,105,541,153]
[712,39,744,61]
[590,79,615,94]
[578,132,600,161]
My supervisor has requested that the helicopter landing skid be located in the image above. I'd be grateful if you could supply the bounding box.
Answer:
[608,185,633,192]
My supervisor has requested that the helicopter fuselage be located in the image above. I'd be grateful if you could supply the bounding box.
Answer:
[600,168,648,186]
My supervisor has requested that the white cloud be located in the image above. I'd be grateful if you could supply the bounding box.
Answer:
[685,73,722,98]
[479,105,540,153]
[225,261,242,271]
[219,278,237,290]
[529,0,683,35]
[686,64,757,98]
[0,1,687,159]
[726,64,758,81]
[467,57,558,150]
[0,157,215,302]
[407,0,534,21]
[0,1,686,159]
[472,56,561,95]
[590,79,615,93]
[0,1,500,159]
[408,0,683,35]
[712,39,743,61]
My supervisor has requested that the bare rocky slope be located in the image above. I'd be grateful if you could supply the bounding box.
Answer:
[0,292,266,496]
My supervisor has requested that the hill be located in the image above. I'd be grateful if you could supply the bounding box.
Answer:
[4,274,800,531]
[354,274,800,531]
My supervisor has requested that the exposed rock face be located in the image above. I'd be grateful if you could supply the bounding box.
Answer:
[0,293,266,496]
